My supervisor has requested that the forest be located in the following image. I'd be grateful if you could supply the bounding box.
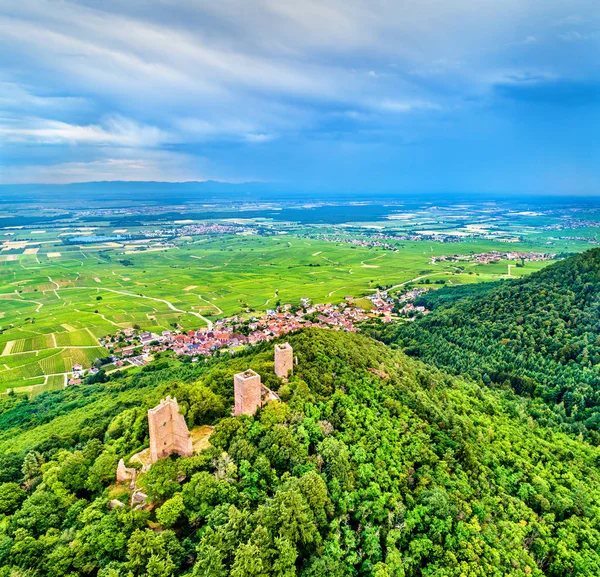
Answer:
[367,249,600,441]
[0,329,600,576]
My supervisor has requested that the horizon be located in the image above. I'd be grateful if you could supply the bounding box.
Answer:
[1,1,599,195]
[4,180,600,201]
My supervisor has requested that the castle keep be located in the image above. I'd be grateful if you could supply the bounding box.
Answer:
[274,342,294,379]
[234,369,263,416]
[148,396,193,463]
[233,343,292,416]
[233,368,280,417]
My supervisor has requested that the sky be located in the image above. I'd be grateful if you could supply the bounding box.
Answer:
[0,0,599,195]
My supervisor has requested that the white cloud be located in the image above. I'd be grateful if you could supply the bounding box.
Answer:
[0,115,170,147]
[373,99,442,113]
[558,30,598,42]
[0,81,88,112]
[244,133,276,143]
[494,70,558,85]
[0,0,597,184]
[1,149,213,184]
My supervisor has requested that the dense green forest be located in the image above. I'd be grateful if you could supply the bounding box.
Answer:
[368,249,600,440]
[0,329,600,576]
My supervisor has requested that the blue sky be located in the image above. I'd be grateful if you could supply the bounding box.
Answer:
[0,0,599,194]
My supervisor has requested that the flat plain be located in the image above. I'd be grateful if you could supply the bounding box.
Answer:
[1,198,597,393]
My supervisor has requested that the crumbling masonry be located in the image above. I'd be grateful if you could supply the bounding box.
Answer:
[233,369,280,417]
[234,369,263,416]
[116,458,136,484]
[148,396,193,463]
[274,342,294,379]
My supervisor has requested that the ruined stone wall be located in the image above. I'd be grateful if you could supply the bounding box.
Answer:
[234,370,262,416]
[148,396,193,463]
[274,343,294,379]
[116,459,135,484]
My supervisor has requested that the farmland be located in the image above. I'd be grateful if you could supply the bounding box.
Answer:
[1,196,598,394]
[0,235,550,393]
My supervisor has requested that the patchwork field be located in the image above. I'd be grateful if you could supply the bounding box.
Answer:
[0,209,588,395]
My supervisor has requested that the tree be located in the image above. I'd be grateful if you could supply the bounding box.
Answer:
[146,554,175,577]
[86,452,119,493]
[156,493,185,528]
[126,530,166,576]
[0,482,26,514]
[230,543,265,577]
[11,490,64,535]
[57,450,90,493]
[21,452,43,492]
[182,384,226,426]
[182,472,237,523]
[141,458,182,502]
[193,541,227,577]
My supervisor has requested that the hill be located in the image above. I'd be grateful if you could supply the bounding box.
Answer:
[367,248,600,438]
[0,329,599,576]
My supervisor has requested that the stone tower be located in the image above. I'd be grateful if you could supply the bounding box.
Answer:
[274,342,293,379]
[148,396,193,463]
[234,369,262,416]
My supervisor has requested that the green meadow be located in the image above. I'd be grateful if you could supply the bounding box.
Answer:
[0,228,572,393]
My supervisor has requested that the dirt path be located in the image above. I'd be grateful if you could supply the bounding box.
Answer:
[59,286,211,327]
[263,290,279,307]
[320,256,339,265]
[24,371,71,381]
[377,272,453,293]
[85,327,98,342]
[197,295,223,316]
[328,286,347,297]
[193,313,214,331]
[47,277,62,300]
[1,341,14,356]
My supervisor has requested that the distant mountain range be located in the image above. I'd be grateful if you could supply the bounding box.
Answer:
[2,181,587,208]
[0,180,288,205]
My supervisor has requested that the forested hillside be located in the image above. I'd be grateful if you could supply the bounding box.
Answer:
[0,329,600,576]
[368,249,600,439]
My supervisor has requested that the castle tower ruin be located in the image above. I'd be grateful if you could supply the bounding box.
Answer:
[148,396,193,463]
[234,369,262,416]
[116,458,136,484]
[274,342,294,379]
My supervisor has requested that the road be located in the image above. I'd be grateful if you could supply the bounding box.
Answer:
[59,286,215,330]
[377,272,454,293]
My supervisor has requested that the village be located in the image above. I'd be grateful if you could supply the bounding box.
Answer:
[307,231,463,250]
[64,292,410,384]
[431,250,557,265]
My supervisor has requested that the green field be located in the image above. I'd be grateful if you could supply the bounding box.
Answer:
[0,217,592,393]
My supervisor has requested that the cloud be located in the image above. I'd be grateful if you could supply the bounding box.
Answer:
[0,115,170,147]
[558,30,598,42]
[498,71,558,85]
[244,133,277,143]
[0,82,89,113]
[0,0,598,187]
[1,149,213,184]
[373,99,442,113]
